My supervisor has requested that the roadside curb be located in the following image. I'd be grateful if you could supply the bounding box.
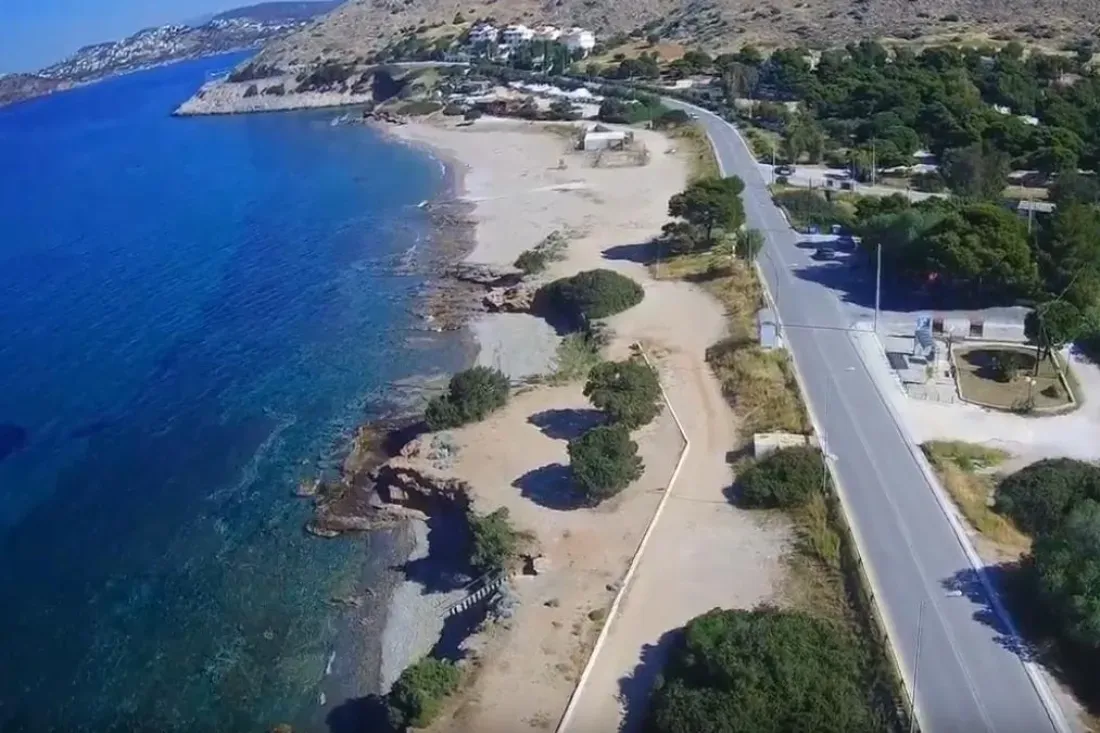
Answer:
[675,100,920,726]
[677,98,1069,733]
[852,326,1072,733]
[554,343,691,733]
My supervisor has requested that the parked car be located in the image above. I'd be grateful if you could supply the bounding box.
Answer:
[775,164,794,176]
[812,247,838,261]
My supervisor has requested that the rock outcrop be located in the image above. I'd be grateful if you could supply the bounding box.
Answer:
[305,457,471,537]
[483,285,533,313]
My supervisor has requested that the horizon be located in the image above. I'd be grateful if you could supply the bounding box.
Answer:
[1,0,330,74]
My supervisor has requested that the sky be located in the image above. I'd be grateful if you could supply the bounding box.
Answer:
[1,0,263,73]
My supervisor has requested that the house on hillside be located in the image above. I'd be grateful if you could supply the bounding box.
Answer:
[468,23,499,45]
[562,28,596,55]
[502,24,534,47]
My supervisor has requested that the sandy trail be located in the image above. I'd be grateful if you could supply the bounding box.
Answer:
[389,117,790,731]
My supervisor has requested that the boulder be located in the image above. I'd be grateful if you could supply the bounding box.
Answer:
[484,285,533,313]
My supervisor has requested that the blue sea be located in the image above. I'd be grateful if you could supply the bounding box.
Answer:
[0,54,469,731]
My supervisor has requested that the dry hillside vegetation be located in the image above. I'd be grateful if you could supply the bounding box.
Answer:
[253,0,1100,69]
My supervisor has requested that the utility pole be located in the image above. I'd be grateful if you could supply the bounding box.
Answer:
[874,243,882,333]
[771,145,776,185]
[871,138,877,187]
[909,599,928,733]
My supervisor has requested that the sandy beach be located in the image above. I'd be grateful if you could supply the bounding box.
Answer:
[372,116,791,731]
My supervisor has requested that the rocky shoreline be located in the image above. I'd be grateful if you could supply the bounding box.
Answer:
[174,75,375,116]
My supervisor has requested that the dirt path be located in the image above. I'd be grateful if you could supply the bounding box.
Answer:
[559,314,790,733]
[390,118,790,731]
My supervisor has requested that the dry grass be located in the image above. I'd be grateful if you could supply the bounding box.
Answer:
[742,126,779,161]
[669,123,719,181]
[922,440,1030,553]
[654,250,808,436]
[953,345,1073,411]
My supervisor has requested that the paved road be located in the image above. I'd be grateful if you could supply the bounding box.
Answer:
[668,101,1067,733]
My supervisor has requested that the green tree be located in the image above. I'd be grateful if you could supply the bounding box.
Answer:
[1035,203,1100,308]
[386,657,463,729]
[738,446,824,509]
[535,269,645,323]
[468,507,531,575]
[425,366,510,430]
[995,458,1100,536]
[667,177,746,246]
[1026,300,1089,363]
[941,143,1010,200]
[916,203,1037,299]
[1049,170,1100,206]
[645,607,875,733]
[658,221,704,255]
[584,358,662,428]
[568,424,644,502]
[734,228,765,261]
[1034,500,1100,647]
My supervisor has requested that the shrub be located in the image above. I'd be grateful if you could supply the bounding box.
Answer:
[568,424,644,502]
[468,507,531,575]
[243,84,259,98]
[772,189,855,231]
[393,100,443,116]
[995,458,1100,536]
[911,170,947,192]
[535,269,645,325]
[645,607,875,733]
[514,231,568,275]
[653,109,692,129]
[386,657,463,729]
[1033,500,1100,648]
[262,83,286,96]
[425,366,510,430]
[464,107,483,121]
[738,445,824,508]
[584,358,662,428]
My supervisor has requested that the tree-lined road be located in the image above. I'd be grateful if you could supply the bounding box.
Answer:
[669,100,1068,733]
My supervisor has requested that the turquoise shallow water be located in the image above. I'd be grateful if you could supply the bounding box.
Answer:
[0,54,467,731]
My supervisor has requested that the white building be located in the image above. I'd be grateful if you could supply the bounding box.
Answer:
[561,28,596,55]
[534,25,561,41]
[501,24,534,47]
[583,128,630,151]
[468,23,499,45]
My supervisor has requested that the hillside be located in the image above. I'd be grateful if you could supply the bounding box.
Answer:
[0,74,66,106]
[250,0,1100,68]
[212,1,344,23]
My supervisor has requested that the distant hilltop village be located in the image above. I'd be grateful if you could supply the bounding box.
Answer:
[0,1,342,108]
[462,23,597,56]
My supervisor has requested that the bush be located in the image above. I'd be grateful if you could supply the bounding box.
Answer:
[243,84,259,98]
[386,657,463,729]
[393,100,443,116]
[738,445,824,508]
[772,190,855,231]
[584,358,662,428]
[514,231,568,275]
[995,458,1100,537]
[910,170,947,193]
[468,507,530,575]
[464,107,483,121]
[535,269,645,325]
[262,84,286,96]
[1034,500,1100,648]
[645,607,875,733]
[568,424,644,502]
[653,109,692,129]
[425,366,510,430]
